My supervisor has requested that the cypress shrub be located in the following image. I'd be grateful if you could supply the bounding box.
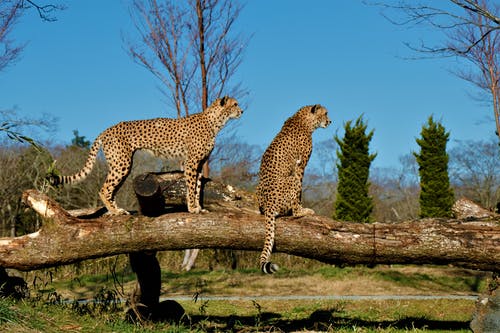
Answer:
[334,116,376,222]
[414,116,454,218]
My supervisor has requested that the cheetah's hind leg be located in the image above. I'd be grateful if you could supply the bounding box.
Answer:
[99,188,130,216]
[98,154,132,215]
[195,167,209,213]
[184,159,205,213]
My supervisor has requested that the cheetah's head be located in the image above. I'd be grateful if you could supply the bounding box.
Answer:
[209,96,243,121]
[308,104,331,129]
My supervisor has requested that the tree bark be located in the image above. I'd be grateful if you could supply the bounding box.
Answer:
[0,188,498,272]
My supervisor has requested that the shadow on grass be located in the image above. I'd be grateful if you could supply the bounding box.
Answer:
[184,310,470,332]
[375,269,489,293]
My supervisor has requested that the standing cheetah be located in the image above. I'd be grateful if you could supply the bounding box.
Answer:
[49,96,242,215]
[256,104,331,273]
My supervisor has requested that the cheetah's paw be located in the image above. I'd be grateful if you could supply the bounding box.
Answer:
[294,207,315,217]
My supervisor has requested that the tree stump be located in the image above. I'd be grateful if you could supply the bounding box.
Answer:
[126,251,184,323]
[128,171,257,322]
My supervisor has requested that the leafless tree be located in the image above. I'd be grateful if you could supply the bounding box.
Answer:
[0,1,24,72]
[209,133,261,189]
[449,138,500,210]
[190,0,247,111]
[128,0,248,266]
[0,144,51,237]
[375,0,500,52]
[127,0,248,118]
[300,139,339,217]
[374,0,500,140]
[1,0,63,151]
[370,155,419,222]
[128,0,193,117]
[1,1,63,72]
[450,1,500,141]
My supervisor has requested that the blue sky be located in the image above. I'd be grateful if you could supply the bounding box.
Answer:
[0,0,495,169]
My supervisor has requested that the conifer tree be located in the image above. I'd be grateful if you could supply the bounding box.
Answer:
[414,116,454,218]
[334,116,376,222]
[70,130,90,149]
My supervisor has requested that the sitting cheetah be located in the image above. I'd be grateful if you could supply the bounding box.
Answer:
[256,104,331,273]
[49,96,242,215]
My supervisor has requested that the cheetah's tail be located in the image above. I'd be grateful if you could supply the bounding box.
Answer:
[260,213,280,274]
[47,138,102,186]
[261,261,279,274]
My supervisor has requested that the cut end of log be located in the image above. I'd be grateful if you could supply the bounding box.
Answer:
[22,190,57,218]
[22,190,76,223]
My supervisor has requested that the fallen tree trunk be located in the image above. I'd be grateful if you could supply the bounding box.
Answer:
[0,189,498,272]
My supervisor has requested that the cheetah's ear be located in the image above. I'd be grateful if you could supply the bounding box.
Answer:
[311,104,320,114]
[220,96,228,107]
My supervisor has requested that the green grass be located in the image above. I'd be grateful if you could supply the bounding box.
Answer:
[7,255,490,332]
[0,298,18,325]
[315,265,488,293]
[0,296,475,333]
[374,269,486,292]
[0,303,154,332]
[44,264,488,302]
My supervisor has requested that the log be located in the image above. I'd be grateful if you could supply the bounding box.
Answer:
[0,188,498,272]
[132,171,246,214]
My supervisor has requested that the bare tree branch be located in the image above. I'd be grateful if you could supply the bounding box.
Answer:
[0,108,56,150]
[371,0,500,54]
[371,0,500,139]
[0,1,24,72]
[450,0,500,25]
[127,0,194,117]
[0,1,64,72]
[189,0,248,107]
[19,0,64,22]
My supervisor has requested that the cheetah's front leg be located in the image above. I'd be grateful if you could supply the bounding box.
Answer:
[289,176,314,217]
